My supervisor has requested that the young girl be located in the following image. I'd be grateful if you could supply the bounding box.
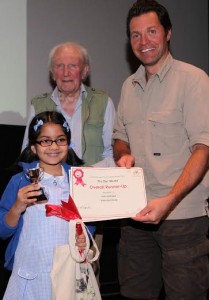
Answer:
[0,111,93,299]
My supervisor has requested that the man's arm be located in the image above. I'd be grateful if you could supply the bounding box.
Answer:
[134,143,209,224]
[113,139,135,168]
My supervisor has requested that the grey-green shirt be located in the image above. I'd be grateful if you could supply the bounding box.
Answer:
[113,53,209,219]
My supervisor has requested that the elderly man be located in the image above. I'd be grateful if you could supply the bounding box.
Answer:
[22,42,115,167]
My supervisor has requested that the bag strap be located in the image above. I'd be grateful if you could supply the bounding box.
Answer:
[69,219,100,263]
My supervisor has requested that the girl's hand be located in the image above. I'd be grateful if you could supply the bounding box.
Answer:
[76,232,86,251]
[14,184,42,214]
[5,184,43,228]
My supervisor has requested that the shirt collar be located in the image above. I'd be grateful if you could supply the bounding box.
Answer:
[132,53,173,88]
[51,83,87,104]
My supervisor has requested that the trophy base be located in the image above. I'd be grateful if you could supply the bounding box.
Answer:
[29,187,48,203]
[37,187,48,202]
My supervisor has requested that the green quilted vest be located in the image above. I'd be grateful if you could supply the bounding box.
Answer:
[31,86,108,165]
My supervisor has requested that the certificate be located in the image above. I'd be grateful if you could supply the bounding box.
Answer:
[69,167,147,222]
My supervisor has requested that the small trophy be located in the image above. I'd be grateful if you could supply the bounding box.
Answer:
[24,167,48,203]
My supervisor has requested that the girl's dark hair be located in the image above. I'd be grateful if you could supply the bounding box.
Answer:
[127,0,172,39]
[19,111,84,166]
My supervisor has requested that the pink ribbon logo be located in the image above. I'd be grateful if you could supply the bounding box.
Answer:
[73,168,86,186]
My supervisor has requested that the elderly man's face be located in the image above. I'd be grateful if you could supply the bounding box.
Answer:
[51,46,89,96]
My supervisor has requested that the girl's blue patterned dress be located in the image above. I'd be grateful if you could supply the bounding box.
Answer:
[3,168,70,300]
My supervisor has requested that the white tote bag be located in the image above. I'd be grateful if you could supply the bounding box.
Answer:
[51,219,101,300]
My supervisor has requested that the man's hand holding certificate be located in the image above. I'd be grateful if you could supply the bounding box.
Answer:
[70,167,147,222]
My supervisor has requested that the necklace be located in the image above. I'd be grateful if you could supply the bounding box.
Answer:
[53,177,57,186]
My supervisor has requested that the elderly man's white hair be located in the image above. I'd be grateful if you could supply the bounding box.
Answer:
[48,42,90,69]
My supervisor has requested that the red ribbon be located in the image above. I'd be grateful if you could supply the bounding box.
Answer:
[46,195,84,256]
[45,195,82,222]
[75,177,86,186]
